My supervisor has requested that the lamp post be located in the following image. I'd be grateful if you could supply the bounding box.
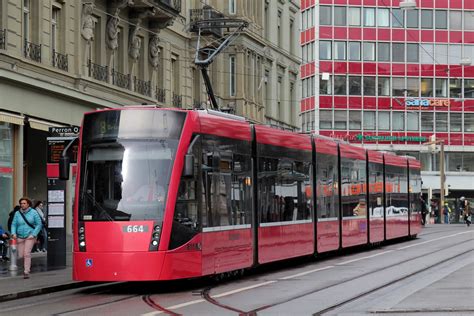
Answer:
[423,136,445,223]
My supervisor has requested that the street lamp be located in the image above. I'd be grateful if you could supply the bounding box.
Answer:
[400,0,417,9]
[423,135,445,223]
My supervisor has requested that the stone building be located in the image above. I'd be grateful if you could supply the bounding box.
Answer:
[0,0,300,229]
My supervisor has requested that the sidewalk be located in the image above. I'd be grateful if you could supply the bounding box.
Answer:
[0,240,88,302]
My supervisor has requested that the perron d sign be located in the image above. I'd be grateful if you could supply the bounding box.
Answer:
[405,99,450,107]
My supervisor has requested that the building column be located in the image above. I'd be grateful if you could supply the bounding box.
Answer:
[13,124,24,202]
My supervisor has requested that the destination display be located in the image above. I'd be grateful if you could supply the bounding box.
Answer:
[47,138,78,163]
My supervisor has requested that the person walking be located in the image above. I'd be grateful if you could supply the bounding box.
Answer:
[420,195,428,226]
[460,197,471,227]
[10,197,43,279]
[33,200,47,252]
[443,202,451,224]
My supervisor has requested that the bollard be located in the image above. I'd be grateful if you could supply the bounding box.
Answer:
[8,238,18,271]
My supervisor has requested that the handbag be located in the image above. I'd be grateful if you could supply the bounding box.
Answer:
[19,211,36,229]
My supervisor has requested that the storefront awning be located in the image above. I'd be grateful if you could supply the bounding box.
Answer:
[0,111,24,125]
[28,118,65,132]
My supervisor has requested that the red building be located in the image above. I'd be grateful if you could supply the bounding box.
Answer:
[300,0,474,198]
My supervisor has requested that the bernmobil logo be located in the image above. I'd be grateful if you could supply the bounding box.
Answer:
[405,99,450,107]
[86,259,93,268]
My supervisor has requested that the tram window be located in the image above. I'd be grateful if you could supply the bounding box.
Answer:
[409,167,422,216]
[385,165,408,216]
[316,152,339,219]
[201,136,252,228]
[368,162,384,217]
[340,157,366,218]
[258,157,311,223]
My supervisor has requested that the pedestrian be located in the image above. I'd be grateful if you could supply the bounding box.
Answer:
[460,197,471,227]
[10,197,43,279]
[0,224,9,262]
[7,205,20,232]
[443,202,451,224]
[33,200,47,252]
[420,195,427,226]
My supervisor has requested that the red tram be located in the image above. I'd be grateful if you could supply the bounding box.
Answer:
[66,108,422,281]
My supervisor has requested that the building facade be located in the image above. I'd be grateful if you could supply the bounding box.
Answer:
[0,0,300,230]
[300,0,474,200]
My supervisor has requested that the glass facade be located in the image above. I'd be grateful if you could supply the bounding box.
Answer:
[0,122,13,229]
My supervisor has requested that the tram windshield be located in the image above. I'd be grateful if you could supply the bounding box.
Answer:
[78,110,186,221]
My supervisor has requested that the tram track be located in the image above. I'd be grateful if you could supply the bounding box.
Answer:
[193,238,473,316]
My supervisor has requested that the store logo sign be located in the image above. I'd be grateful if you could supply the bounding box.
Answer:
[356,134,427,142]
[405,99,450,107]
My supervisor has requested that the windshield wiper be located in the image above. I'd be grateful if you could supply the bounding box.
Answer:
[83,191,114,221]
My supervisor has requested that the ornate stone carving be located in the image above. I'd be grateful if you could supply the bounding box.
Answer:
[106,13,120,50]
[149,34,161,68]
[129,23,141,60]
[81,4,95,41]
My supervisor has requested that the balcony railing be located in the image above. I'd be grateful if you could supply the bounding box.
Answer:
[156,87,166,103]
[189,8,224,38]
[172,93,182,108]
[52,50,68,72]
[24,40,41,62]
[112,70,131,90]
[154,0,181,13]
[88,60,108,82]
[0,29,6,50]
[134,77,151,97]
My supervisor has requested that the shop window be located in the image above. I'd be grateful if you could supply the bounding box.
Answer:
[450,11,462,30]
[392,43,405,62]
[450,79,462,99]
[407,112,419,131]
[349,42,361,61]
[392,8,404,28]
[465,113,474,132]
[364,8,375,27]
[334,7,347,26]
[363,77,376,96]
[435,10,447,29]
[320,6,332,26]
[392,112,405,131]
[363,42,375,61]
[334,41,346,60]
[435,78,448,97]
[320,75,332,95]
[465,79,474,98]
[378,77,390,96]
[348,7,361,26]
[420,44,434,64]
[378,42,390,62]
[406,9,419,28]
[319,110,332,129]
[421,78,433,97]
[334,75,347,95]
[421,112,434,131]
[421,10,433,29]
[378,8,390,27]
[447,152,463,171]
[436,113,448,132]
[378,112,390,131]
[320,41,332,60]
[407,44,419,63]
[349,111,361,130]
[463,153,474,172]
[334,110,347,130]
[349,76,361,95]
[407,78,419,97]
[363,111,376,130]
[392,77,405,97]
[450,113,462,132]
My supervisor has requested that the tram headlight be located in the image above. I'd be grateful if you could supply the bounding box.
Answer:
[79,227,85,233]
[151,240,158,246]
[153,232,160,239]
[79,241,86,247]
[79,234,85,241]
[154,225,161,232]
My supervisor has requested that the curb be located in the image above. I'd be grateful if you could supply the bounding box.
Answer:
[0,281,89,303]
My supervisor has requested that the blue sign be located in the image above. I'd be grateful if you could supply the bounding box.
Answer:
[86,259,93,268]
[405,99,430,107]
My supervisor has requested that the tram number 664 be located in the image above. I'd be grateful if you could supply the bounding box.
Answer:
[123,225,149,233]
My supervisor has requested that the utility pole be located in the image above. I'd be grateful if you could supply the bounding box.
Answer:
[424,135,445,223]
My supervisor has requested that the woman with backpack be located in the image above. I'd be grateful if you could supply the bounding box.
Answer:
[10,197,43,279]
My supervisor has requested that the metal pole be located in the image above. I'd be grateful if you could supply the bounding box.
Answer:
[439,141,445,224]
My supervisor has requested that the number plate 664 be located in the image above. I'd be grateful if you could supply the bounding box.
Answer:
[123,225,149,233]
